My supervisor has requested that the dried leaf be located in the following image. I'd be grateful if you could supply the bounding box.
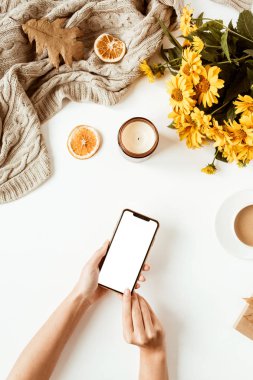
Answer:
[244,297,253,306]
[22,18,84,68]
[244,313,253,323]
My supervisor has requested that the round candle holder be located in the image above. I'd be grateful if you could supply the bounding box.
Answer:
[118,117,159,161]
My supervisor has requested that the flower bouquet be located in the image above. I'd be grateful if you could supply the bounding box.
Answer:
[140,6,253,174]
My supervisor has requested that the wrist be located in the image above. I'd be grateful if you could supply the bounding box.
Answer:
[69,286,92,309]
[140,345,167,361]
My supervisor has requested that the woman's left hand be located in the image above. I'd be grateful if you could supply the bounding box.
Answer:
[73,240,150,305]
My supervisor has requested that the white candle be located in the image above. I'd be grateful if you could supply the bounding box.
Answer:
[118,117,159,160]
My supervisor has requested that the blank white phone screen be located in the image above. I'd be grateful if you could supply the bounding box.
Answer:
[98,210,158,293]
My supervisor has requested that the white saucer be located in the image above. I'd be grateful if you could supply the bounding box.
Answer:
[215,190,253,260]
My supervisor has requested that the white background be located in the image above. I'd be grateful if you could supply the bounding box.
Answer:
[1,1,253,379]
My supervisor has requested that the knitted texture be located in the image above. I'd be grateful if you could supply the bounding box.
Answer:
[212,0,252,11]
[0,0,183,203]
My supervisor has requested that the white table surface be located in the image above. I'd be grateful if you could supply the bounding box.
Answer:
[1,1,253,379]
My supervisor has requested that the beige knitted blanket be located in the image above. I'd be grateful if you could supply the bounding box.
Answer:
[0,0,251,203]
[0,0,184,203]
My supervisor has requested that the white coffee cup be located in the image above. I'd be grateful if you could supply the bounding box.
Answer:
[215,190,253,259]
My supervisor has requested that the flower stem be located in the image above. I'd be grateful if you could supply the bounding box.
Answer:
[216,54,251,65]
[212,150,219,165]
[167,58,181,63]
[211,101,230,115]
[205,44,222,49]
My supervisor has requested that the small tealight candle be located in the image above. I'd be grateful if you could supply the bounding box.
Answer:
[118,117,159,161]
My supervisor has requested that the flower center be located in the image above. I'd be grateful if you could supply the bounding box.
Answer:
[238,130,247,140]
[197,77,210,93]
[172,89,183,102]
[182,63,191,76]
[248,105,253,112]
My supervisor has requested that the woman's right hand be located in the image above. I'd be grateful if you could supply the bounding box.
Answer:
[122,290,165,352]
[122,290,168,380]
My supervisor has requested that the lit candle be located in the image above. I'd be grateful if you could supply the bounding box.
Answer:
[118,117,159,161]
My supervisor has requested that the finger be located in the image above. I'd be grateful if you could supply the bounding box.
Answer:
[89,240,110,267]
[140,296,161,328]
[139,296,155,336]
[142,263,150,271]
[132,293,145,334]
[122,289,133,335]
[138,274,146,282]
[135,283,140,289]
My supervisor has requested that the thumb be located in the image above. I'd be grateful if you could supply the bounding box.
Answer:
[90,240,110,267]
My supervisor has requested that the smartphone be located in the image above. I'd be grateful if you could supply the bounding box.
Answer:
[98,209,159,294]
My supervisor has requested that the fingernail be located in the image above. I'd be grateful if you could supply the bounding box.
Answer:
[124,288,130,296]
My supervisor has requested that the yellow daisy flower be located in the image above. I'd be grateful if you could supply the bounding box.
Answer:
[168,110,182,125]
[201,164,217,175]
[192,36,204,53]
[183,39,191,48]
[235,144,253,164]
[240,113,253,128]
[196,65,224,108]
[204,119,226,146]
[180,47,203,85]
[190,107,212,131]
[234,95,253,116]
[139,60,155,83]
[224,119,253,146]
[221,143,238,163]
[167,74,196,114]
[177,113,207,149]
[238,114,253,145]
[180,5,197,37]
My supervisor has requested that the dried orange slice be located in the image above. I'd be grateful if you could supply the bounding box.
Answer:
[67,125,100,160]
[94,33,126,63]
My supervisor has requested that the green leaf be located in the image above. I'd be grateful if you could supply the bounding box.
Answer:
[228,20,234,31]
[237,10,253,42]
[167,65,179,75]
[158,19,182,51]
[244,49,253,57]
[221,30,231,62]
[201,20,224,30]
[215,148,228,163]
[246,59,253,69]
[195,32,219,46]
[167,46,181,61]
[167,121,175,129]
[227,105,236,121]
[222,66,250,104]
[247,69,253,87]
[160,45,169,62]
[228,35,238,57]
[195,12,204,27]
[246,60,253,87]
[201,49,219,62]
[195,20,224,44]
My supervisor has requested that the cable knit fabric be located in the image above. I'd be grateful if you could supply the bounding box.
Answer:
[0,0,184,203]
[212,0,252,11]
